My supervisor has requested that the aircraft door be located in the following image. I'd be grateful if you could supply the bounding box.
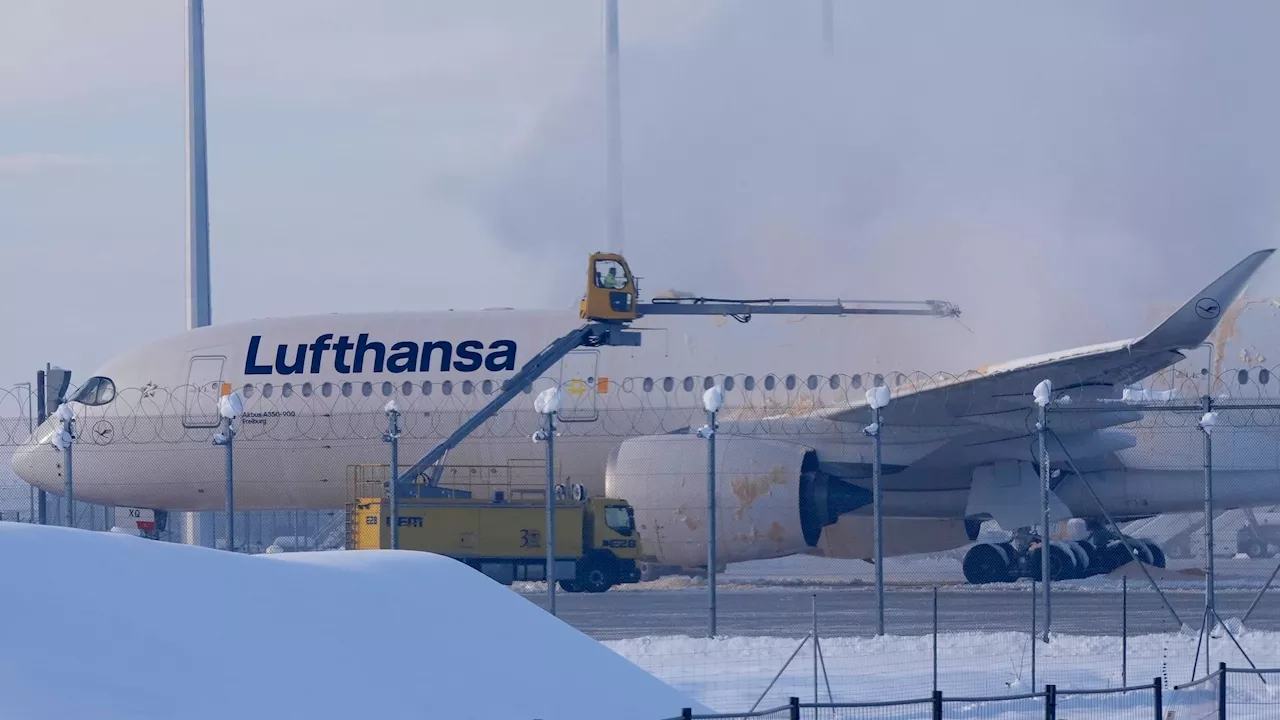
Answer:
[183,356,226,429]
[557,350,599,422]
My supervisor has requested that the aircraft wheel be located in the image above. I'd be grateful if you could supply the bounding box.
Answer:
[1245,540,1268,559]
[1145,541,1167,568]
[1029,542,1076,582]
[963,543,1014,584]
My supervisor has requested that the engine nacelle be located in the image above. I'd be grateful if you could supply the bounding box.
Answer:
[605,434,870,568]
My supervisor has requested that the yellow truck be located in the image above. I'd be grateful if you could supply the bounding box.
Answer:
[348,490,643,593]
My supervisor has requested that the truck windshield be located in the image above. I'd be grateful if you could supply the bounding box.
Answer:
[605,505,634,536]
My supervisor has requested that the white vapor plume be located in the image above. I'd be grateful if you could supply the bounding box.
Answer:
[471,1,1280,373]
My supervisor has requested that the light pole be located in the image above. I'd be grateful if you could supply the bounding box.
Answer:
[383,399,402,550]
[534,387,563,615]
[213,387,241,551]
[1034,379,1053,642]
[698,384,724,637]
[864,384,891,636]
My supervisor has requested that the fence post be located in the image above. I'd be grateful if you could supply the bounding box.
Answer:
[789,696,800,720]
[931,690,942,720]
[1044,683,1056,720]
[681,708,692,720]
[1217,662,1226,720]
[1123,575,1128,687]
[534,388,562,616]
[213,387,240,551]
[1152,677,1162,720]
[383,400,402,550]
[51,403,76,527]
[932,585,939,695]
[1031,578,1037,690]
[700,386,722,638]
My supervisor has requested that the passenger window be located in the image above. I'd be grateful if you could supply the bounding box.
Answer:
[764,375,776,391]
[463,380,474,395]
[851,375,863,389]
[724,376,735,391]
[401,381,413,396]
[282,383,293,398]
[302,382,313,398]
[643,377,654,392]
[242,384,255,399]
[361,382,373,397]
[807,375,818,390]
[663,377,674,392]
[829,376,840,390]
[422,381,432,396]
[263,383,274,398]
[785,375,797,391]
[1261,369,1271,386]
[874,374,885,388]
[744,376,755,391]
[683,377,693,392]
[482,380,493,395]
[442,381,453,396]
[341,382,352,397]
[379,381,391,397]
[321,382,332,398]
[703,377,715,390]
[1239,369,1250,386]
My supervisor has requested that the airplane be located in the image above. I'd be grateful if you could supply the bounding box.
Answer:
[10,248,1278,586]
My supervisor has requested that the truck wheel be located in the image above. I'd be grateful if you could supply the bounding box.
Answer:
[1246,541,1267,559]
[577,557,615,593]
[557,580,581,593]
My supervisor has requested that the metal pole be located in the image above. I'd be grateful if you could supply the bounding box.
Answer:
[1203,396,1216,631]
[1123,576,1128,687]
[61,414,74,528]
[603,0,624,254]
[384,406,401,550]
[707,406,718,637]
[873,404,885,636]
[185,0,215,550]
[36,369,47,526]
[1031,578,1037,691]
[545,411,557,615]
[932,585,939,695]
[1040,399,1052,643]
[223,425,234,550]
[812,593,818,705]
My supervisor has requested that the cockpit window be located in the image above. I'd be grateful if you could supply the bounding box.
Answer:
[604,505,634,536]
[593,259,629,290]
[71,376,116,406]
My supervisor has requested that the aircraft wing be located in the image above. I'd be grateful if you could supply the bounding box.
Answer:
[807,249,1275,434]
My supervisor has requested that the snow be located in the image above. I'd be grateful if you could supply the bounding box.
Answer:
[1033,379,1052,407]
[865,385,891,410]
[1201,411,1219,434]
[218,391,242,419]
[534,386,562,415]
[702,386,724,413]
[606,632,1280,718]
[54,402,74,424]
[862,422,880,436]
[383,398,400,415]
[0,523,706,720]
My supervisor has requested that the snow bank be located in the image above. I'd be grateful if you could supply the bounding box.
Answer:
[0,523,706,720]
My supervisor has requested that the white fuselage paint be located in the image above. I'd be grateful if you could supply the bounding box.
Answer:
[10,308,1280,565]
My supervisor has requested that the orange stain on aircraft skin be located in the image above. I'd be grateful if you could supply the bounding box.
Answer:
[730,467,788,520]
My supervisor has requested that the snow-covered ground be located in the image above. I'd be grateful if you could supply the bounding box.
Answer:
[606,631,1280,718]
[0,522,706,720]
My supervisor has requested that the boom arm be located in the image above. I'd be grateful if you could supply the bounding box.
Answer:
[640,297,961,319]
[394,322,640,493]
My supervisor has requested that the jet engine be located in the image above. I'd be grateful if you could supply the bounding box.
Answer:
[604,434,870,568]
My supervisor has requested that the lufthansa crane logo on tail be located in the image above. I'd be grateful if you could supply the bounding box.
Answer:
[1195,297,1221,320]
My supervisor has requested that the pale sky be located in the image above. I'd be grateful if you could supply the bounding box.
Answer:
[3,0,1279,393]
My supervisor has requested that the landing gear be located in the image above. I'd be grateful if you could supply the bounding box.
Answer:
[962,521,1167,585]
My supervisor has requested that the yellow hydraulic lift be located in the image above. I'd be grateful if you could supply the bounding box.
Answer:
[395,251,961,495]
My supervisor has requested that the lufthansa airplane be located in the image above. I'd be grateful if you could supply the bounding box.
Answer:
[10,249,1278,584]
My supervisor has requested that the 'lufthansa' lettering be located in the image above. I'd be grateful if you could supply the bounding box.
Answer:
[245,335,517,376]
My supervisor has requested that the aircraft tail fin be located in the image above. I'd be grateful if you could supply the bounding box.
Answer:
[1131,248,1275,353]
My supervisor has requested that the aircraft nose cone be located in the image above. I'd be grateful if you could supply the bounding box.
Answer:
[10,427,64,496]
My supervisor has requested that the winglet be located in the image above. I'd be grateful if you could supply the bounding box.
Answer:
[1132,248,1275,353]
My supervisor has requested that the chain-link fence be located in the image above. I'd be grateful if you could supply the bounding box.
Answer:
[2,366,1280,713]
